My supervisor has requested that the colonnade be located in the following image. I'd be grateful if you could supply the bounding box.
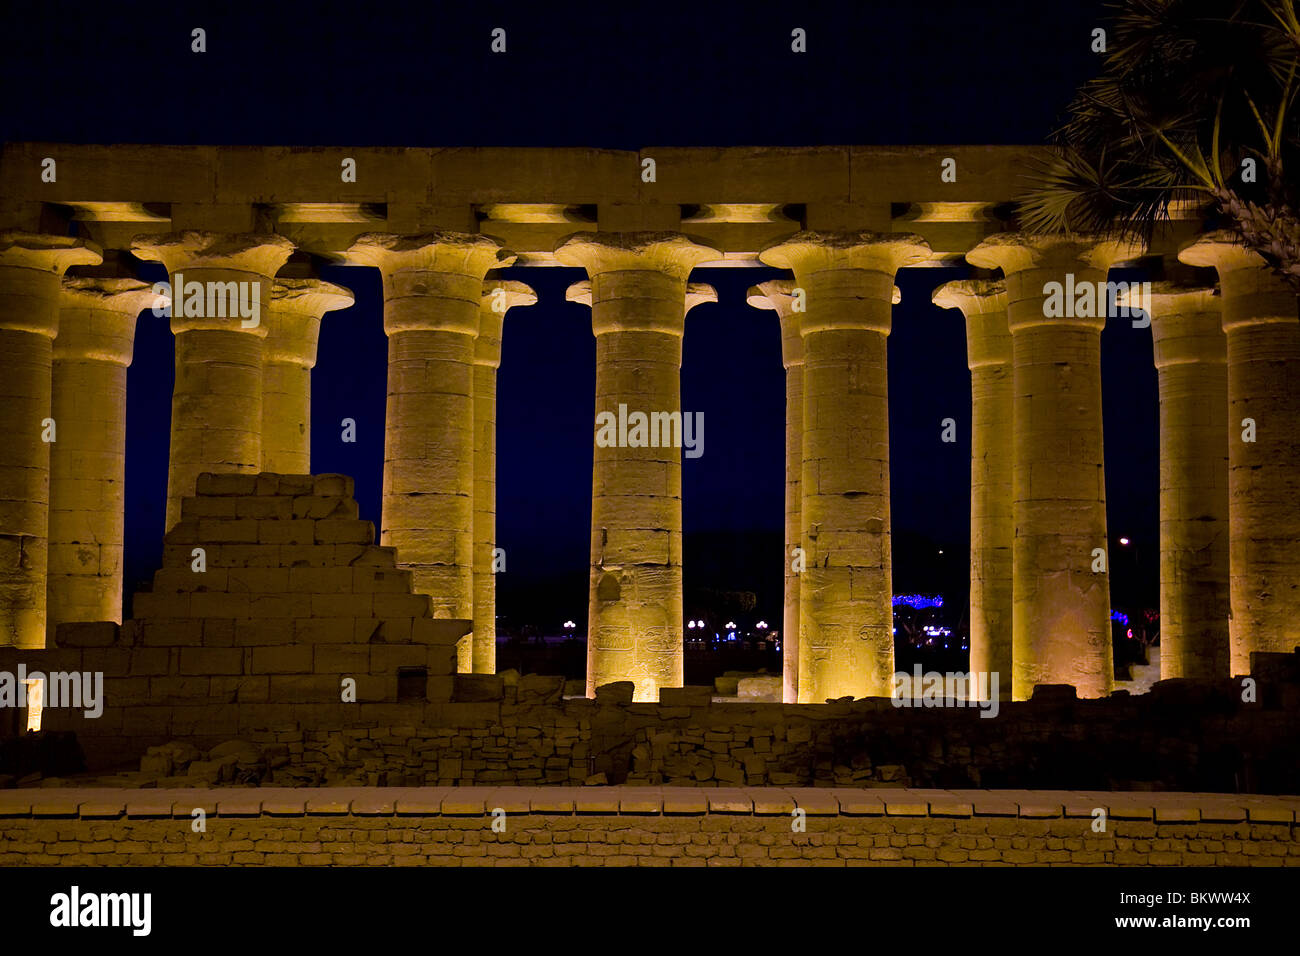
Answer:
[0,215,1295,705]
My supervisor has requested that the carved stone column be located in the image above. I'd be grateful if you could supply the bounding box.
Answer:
[556,232,719,701]
[1180,233,1300,671]
[967,234,1141,698]
[759,232,930,702]
[932,279,1012,697]
[261,278,354,474]
[49,275,157,627]
[346,233,514,651]
[132,231,295,529]
[471,278,536,674]
[0,233,102,647]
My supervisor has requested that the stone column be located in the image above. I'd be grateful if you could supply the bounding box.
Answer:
[132,232,295,529]
[346,233,515,642]
[967,234,1141,699]
[0,234,102,647]
[932,279,1012,697]
[747,279,803,703]
[48,276,158,629]
[759,232,931,702]
[1179,233,1300,671]
[556,233,720,702]
[262,278,354,474]
[1125,283,1229,680]
[471,278,537,674]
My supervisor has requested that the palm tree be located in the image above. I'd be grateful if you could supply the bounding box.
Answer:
[1018,0,1300,289]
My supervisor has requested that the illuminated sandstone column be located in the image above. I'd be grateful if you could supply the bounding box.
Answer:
[967,234,1141,699]
[262,278,354,474]
[747,279,803,703]
[1179,233,1300,671]
[932,279,1012,697]
[347,233,515,637]
[471,278,537,674]
[556,233,720,702]
[49,277,158,628]
[0,234,102,647]
[759,232,931,702]
[1122,283,1229,680]
[132,232,295,529]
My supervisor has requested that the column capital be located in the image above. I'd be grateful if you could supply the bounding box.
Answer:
[476,279,537,368]
[758,231,924,335]
[931,277,1006,314]
[264,278,354,367]
[966,232,1144,273]
[932,278,1010,369]
[1177,230,1295,330]
[565,278,715,337]
[346,231,515,275]
[758,230,930,274]
[747,279,803,368]
[554,231,720,280]
[0,233,103,337]
[0,232,104,273]
[130,230,295,276]
[1120,283,1224,369]
[56,277,158,365]
[346,232,515,336]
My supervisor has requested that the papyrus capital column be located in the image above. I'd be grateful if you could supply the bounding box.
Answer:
[556,232,720,702]
[132,231,295,529]
[262,278,354,474]
[471,278,536,674]
[1179,233,1300,670]
[759,231,931,702]
[967,233,1143,698]
[0,233,102,647]
[346,232,515,638]
[1122,282,1230,679]
[748,278,804,703]
[932,279,1012,698]
[49,276,159,630]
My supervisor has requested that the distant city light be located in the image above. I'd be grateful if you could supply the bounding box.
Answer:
[1118,537,1130,546]
[563,620,576,629]
[725,621,736,630]
[687,620,696,629]
[1110,610,1129,626]
[756,621,768,629]
[892,594,943,609]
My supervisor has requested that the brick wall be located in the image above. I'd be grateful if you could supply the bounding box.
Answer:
[1,787,1296,866]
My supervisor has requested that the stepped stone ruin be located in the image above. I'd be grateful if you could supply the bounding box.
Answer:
[0,472,466,766]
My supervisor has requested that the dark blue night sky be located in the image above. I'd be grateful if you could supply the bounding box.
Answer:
[0,0,1156,629]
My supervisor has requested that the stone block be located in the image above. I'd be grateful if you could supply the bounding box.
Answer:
[658,686,713,706]
[196,473,259,496]
[315,519,374,545]
[178,648,244,676]
[595,681,634,704]
[311,474,354,498]
[452,674,505,702]
[54,621,119,647]
[251,646,314,674]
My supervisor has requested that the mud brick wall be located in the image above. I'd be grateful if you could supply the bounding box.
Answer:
[1,787,1296,867]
